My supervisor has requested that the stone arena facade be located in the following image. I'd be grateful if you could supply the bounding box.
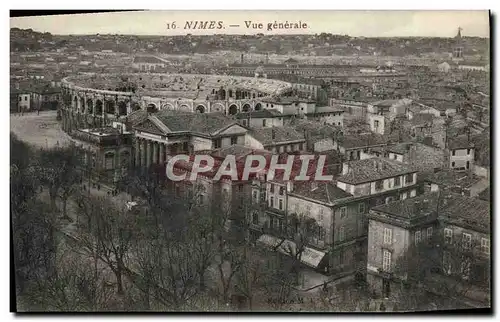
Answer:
[59,73,293,132]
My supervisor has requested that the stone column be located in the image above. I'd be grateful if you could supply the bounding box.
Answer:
[152,142,158,165]
[140,139,146,168]
[101,97,106,118]
[146,140,152,167]
[127,99,132,114]
[135,139,140,167]
[159,143,165,164]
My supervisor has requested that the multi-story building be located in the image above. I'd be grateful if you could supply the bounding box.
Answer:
[166,145,272,231]
[235,109,284,128]
[260,97,316,119]
[366,192,490,308]
[305,106,345,127]
[329,98,374,118]
[336,157,420,202]
[448,135,475,171]
[333,133,387,161]
[424,169,489,198]
[246,126,306,154]
[367,99,411,135]
[366,193,439,299]
[71,126,134,187]
[132,111,249,170]
[290,120,342,152]
[385,142,446,178]
[132,55,171,72]
[252,156,421,279]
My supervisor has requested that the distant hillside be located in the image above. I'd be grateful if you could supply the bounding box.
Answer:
[9,29,489,57]
[10,28,53,51]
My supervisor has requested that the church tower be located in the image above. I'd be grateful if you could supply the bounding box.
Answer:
[452,27,464,60]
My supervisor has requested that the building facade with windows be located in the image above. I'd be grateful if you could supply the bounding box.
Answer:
[366,192,490,307]
[70,126,134,186]
[235,109,284,128]
[448,135,475,171]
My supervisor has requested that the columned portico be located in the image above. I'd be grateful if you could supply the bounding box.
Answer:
[159,143,165,164]
[141,139,146,167]
[146,140,152,167]
[152,142,159,165]
[135,139,140,167]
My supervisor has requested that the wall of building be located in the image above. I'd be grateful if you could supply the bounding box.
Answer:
[388,152,404,162]
[367,220,410,277]
[191,136,213,151]
[368,114,386,135]
[241,117,283,128]
[244,134,266,150]
[18,93,30,111]
[450,148,474,170]
[287,195,333,249]
[313,138,335,152]
[312,113,344,127]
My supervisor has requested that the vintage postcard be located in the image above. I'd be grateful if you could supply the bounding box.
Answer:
[10,10,491,313]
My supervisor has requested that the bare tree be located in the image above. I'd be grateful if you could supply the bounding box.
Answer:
[75,195,136,295]
[36,144,82,218]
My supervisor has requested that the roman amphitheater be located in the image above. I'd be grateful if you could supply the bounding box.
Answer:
[59,73,293,131]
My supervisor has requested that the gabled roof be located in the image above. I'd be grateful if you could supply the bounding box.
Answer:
[153,111,237,136]
[126,109,148,126]
[284,58,299,64]
[133,118,166,136]
[337,157,417,185]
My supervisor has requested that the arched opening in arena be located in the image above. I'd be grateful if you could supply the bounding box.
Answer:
[95,100,103,115]
[228,104,238,115]
[147,103,158,113]
[105,100,115,114]
[254,103,262,111]
[132,102,141,111]
[218,88,226,100]
[118,101,127,116]
[161,103,173,111]
[73,95,78,110]
[196,105,206,113]
[228,89,233,98]
[86,99,93,114]
[252,93,256,99]
[242,104,251,112]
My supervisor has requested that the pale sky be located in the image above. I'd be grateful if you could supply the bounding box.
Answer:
[10,11,490,37]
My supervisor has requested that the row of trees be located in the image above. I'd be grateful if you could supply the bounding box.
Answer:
[11,134,319,311]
